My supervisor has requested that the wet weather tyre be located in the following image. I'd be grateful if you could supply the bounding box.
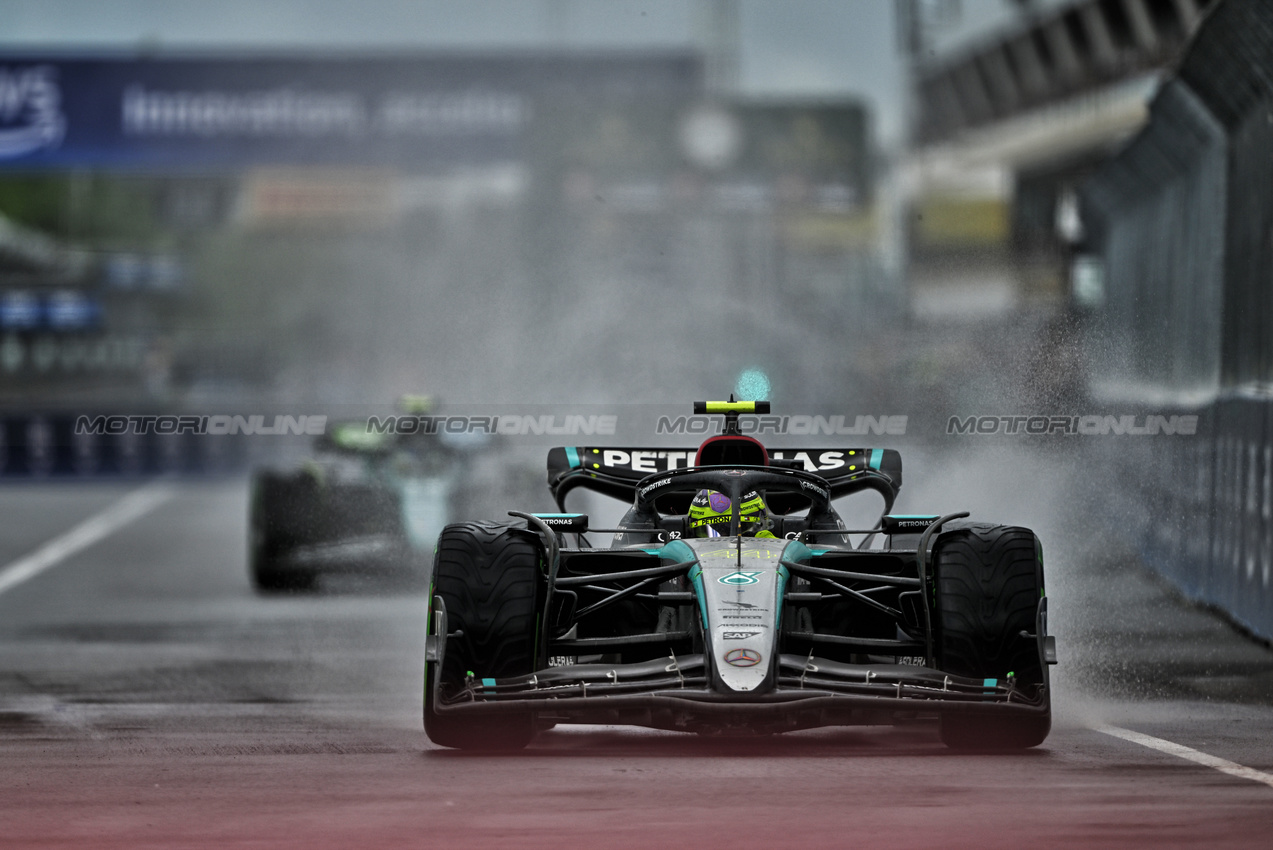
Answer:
[934,523,1050,750]
[249,473,318,593]
[424,521,542,751]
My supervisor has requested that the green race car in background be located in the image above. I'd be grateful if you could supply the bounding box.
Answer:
[248,402,463,592]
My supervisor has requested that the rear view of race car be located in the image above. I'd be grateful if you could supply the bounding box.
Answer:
[423,400,1057,750]
[249,416,457,592]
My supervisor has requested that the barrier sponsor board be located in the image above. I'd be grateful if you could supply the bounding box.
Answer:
[0,53,700,171]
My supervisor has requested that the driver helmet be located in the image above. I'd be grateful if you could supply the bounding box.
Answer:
[688,489,775,538]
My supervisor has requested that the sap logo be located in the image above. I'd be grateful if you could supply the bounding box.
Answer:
[0,66,66,158]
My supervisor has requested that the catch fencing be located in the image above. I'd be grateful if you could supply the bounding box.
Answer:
[1081,0,1273,640]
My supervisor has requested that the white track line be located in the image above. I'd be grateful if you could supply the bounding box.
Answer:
[1096,725,1273,789]
[0,482,176,598]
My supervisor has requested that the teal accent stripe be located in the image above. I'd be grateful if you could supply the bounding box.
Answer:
[689,566,708,630]
[482,677,497,688]
[983,678,997,687]
[783,540,827,560]
[660,539,696,564]
[869,449,882,469]
[776,564,789,630]
[533,513,584,518]
[889,514,938,519]
[641,547,663,555]
[565,447,581,468]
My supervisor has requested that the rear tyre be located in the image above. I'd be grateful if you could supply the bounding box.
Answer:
[424,521,542,751]
[249,473,319,593]
[934,523,1050,750]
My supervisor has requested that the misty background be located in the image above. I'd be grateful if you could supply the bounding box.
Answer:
[0,0,1090,412]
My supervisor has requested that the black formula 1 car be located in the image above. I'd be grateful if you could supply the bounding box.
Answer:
[249,415,459,592]
[424,400,1057,750]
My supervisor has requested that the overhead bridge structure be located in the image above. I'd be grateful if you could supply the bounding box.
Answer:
[904,0,1215,307]
[916,0,1212,146]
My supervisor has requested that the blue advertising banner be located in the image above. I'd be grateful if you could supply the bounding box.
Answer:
[0,53,701,171]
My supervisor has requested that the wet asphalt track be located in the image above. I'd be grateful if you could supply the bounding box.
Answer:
[2,451,1273,849]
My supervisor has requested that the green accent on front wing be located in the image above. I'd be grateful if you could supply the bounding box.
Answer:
[565,447,581,468]
[983,678,998,687]
[482,678,497,688]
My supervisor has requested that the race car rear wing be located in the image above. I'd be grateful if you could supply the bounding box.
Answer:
[547,446,902,511]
